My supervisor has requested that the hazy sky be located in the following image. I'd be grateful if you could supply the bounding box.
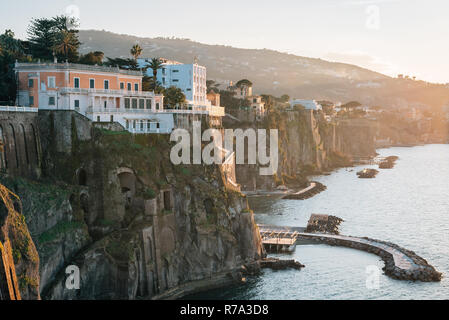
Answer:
[1,0,449,83]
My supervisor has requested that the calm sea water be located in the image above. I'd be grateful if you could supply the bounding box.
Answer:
[190,144,449,300]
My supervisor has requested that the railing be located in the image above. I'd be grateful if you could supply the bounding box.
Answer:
[60,87,158,97]
[127,127,172,134]
[0,106,38,113]
[87,105,225,116]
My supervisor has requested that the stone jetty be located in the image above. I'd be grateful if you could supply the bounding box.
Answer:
[282,182,327,200]
[299,233,442,282]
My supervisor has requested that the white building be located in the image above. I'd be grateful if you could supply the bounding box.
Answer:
[289,99,323,111]
[140,59,209,106]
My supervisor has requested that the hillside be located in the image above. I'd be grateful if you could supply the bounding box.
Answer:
[79,30,449,109]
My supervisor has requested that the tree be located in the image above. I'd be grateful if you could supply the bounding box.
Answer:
[78,51,104,65]
[164,86,186,108]
[105,57,139,70]
[0,30,29,105]
[280,94,290,102]
[130,44,143,60]
[235,79,253,88]
[147,58,163,90]
[27,15,80,62]
[206,80,220,93]
[341,101,362,110]
[148,58,163,80]
[53,30,79,61]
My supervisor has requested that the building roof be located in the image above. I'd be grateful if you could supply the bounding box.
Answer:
[15,62,143,77]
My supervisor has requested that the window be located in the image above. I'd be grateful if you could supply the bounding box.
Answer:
[48,77,56,88]
[90,79,95,89]
[146,99,152,109]
[97,116,100,122]
[133,120,136,129]
[74,100,80,108]
[29,96,34,106]
[104,101,107,109]
[49,96,55,106]
[110,115,114,123]
[134,83,139,91]
[126,120,129,129]
[156,103,160,110]
[172,79,179,82]
[28,79,34,88]
[124,98,130,109]
[162,78,166,85]
[132,98,137,109]
[120,82,124,90]
[186,88,191,91]
[74,78,80,88]
[104,80,109,90]
[127,83,132,91]
[139,99,145,109]
[162,68,166,75]
[172,70,179,73]
[140,121,144,130]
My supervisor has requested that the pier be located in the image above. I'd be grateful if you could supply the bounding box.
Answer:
[258,225,442,282]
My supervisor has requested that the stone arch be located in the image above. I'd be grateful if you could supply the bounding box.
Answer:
[117,168,136,208]
[9,124,19,168]
[30,124,40,165]
[77,168,88,186]
[20,124,29,165]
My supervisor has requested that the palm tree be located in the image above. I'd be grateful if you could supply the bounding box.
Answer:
[148,58,163,90]
[148,58,163,79]
[53,30,77,60]
[130,44,143,60]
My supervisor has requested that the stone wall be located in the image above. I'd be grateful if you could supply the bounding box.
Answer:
[0,111,42,179]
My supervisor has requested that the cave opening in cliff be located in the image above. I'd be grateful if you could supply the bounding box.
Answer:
[163,191,172,211]
[78,169,87,186]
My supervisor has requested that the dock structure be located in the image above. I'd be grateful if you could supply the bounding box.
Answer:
[257,224,441,282]
[259,227,301,253]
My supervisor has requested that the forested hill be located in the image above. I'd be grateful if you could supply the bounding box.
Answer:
[79,30,449,109]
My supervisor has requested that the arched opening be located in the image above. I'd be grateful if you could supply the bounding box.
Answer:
[20,124,29,165]
[30,124,39,165]
[163,191,172,211]
[9,124,19,168]
[78,169,87,186]
[118,170,135,208]
[0,125,6,169]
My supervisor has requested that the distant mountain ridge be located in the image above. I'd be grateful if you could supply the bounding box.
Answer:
[79,30,449,109]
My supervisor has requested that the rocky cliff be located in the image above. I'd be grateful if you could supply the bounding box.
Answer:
[234,109,376,191]
[1,111,263,300]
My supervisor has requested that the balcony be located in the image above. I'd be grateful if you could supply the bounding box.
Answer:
[86,105,225,117]
[60,87,158,98]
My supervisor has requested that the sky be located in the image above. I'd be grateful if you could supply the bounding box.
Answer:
[1,0,449,83]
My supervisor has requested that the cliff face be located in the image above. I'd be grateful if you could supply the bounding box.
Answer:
[3,111,263,300]
[235,109,376,191]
